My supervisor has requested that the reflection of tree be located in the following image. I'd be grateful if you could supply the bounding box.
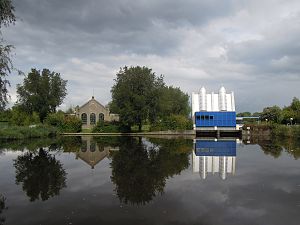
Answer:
[0,194,6,225]
[259,140,283,158]
[13,148,67,201]
[110,137,189,205]
[258,137,300,159]
[279,137,300,159]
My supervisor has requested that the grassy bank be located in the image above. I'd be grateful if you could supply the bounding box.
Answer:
[243,123,300,138]
[0,125,59,140]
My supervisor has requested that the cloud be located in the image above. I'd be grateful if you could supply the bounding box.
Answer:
[2,0,300,112]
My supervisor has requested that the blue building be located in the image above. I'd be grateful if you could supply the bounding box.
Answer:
[195,111,236,128]
[191,86,237,131]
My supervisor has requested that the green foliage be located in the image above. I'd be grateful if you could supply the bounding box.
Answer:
[158,86,190,117]
[110,66,164,131]
[281,97,300,124]
[45,112,81,133]
[10,107,40,126]
[0,0,16,110]
[92,121,121,133]
[110,66,190,131]
[237,112,252,117]
[16,68,67,121]
[150,115,192,131]
[0,125,58,140]
[260,105,282,123]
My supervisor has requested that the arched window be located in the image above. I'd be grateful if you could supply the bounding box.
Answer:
[81,113,87,124]
[90,113,96,125]
[99,113,104,122]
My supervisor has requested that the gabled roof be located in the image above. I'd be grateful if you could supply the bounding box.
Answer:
[79,96,106,110]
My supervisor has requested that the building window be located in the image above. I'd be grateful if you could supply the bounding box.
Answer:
[81,113,87,124]
[90,113,96,125]
[99,113,104,122]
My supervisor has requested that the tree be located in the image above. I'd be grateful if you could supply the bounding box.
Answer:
[16,68,67,121]
[0,0,16,27]
[110,66,164,131]
[260,105,282,123]
[158,86,190,117]
[0,0,16,110]
[237,112,251,117]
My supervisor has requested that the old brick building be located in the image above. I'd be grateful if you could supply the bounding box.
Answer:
[75,96,119,129]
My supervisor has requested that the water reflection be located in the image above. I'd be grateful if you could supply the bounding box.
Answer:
[192,139,238,180]
[13,148,67,202]
[110,137,190,205]
[0,194,6,225]
[76,136,119,169]
[243,136,300,159]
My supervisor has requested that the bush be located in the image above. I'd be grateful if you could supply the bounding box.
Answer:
[61,116,82,133]
[150,115,192,131]
[92,121,121,133]
[45,113,81,133]
[7,108,40,126]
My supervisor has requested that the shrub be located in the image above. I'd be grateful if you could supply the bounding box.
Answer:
[92,121,121,133]
[150,115,192,131]
[61,116,82,133]
[45,113,81,133]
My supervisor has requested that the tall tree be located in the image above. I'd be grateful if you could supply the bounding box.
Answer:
[0,0,16,110]
[16,68,67,121]
[110,66,164,131]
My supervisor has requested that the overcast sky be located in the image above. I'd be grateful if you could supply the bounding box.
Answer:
[2,0,300,112]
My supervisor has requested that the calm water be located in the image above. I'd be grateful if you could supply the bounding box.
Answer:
[0,136,300,225]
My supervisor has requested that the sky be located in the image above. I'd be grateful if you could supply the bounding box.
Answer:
[2,0,300,112]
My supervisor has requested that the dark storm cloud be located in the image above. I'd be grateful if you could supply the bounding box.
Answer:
[11,0,237,56]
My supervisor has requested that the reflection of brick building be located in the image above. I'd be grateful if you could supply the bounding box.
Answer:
[75,96,119,129]
[76,136,119,169]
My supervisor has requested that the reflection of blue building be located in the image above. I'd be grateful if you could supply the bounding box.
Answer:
[192,139,237,180]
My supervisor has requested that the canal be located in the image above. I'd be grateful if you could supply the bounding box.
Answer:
[0,136,300,225]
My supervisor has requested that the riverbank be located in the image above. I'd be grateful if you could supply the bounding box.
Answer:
[0,125,58,140]
[242,124,300,138]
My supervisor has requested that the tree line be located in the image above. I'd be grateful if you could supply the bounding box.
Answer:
[237,97,300,125]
